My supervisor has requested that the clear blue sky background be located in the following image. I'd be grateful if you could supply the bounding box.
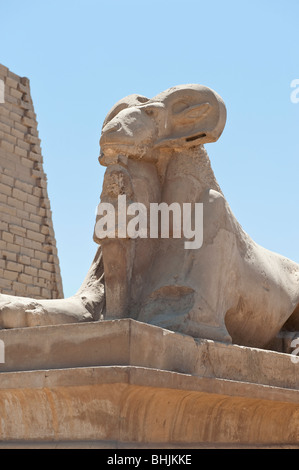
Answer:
[1,0,299,298]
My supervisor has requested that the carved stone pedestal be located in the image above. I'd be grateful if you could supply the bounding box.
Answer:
[0,319,298,448]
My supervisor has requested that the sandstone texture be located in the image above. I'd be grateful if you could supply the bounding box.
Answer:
[96,84,299,349]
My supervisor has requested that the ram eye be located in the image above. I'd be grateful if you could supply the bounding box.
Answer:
[144,106,161,118]
[141,103,164,118]
[144,108,155,116]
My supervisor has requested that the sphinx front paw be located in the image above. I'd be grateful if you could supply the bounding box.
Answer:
[0,299,46,329]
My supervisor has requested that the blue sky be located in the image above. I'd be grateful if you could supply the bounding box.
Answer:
[1,0,299,297]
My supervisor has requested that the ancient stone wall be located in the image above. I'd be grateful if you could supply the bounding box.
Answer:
[0,64,63,299]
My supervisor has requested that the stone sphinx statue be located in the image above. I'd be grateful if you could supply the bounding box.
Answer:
[1,84,299,349]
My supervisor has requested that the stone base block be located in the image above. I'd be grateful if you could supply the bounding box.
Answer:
[0,319,299,448]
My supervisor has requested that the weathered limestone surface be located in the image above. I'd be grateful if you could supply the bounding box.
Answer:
[0,320,299,448]
[0,64,63,299]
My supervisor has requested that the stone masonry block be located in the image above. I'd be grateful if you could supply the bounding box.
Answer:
[0,64,63,299]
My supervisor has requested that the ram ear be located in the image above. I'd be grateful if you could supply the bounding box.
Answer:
[153,85,227,149]
[173,102,212,123]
